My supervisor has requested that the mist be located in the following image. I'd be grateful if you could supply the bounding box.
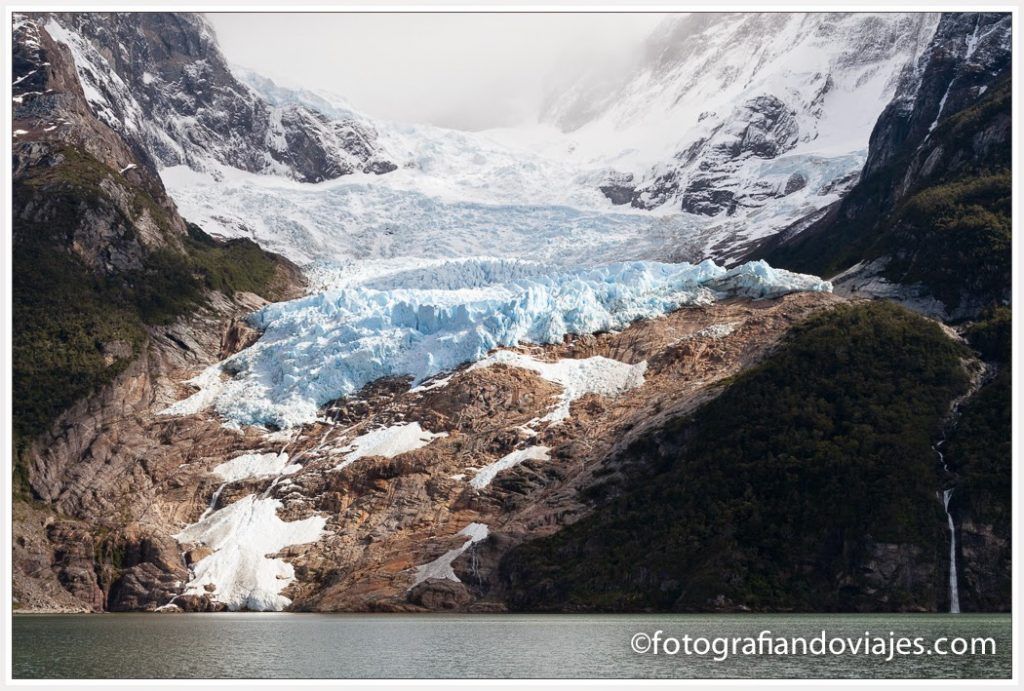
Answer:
[205,12,666,131]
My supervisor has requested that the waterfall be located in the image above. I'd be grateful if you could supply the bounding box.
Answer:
[943,488,961,614]
[931,365,988,615]
[198,482,227,521]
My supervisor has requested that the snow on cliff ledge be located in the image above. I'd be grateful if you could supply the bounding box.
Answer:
[162,258,830,429]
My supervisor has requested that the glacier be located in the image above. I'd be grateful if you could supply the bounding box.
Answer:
[161,147,866,268]
[162,258,831,429]
[161,162,668,267]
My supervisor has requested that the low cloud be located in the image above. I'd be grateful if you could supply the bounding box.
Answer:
[206,12,665,131]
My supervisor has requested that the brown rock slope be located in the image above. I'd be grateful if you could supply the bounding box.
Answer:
[15,290,843,612]
[11,12,303,612]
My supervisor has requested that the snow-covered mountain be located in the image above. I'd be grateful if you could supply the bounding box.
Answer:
[166,13,943,266]
[758,12,1012,319]
[35,11,945,267]
[507,13,940,257]
[158,70,670,266]
[538,13,940,199]
[39,13,396,181]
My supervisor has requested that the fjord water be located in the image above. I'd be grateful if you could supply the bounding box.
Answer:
[13,613,1010,679]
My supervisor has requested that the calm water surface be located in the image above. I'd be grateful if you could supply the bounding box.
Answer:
[12,613,1011,679]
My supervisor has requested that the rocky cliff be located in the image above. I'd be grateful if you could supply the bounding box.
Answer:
[12,12,304,611]
[15,288,846,612]
[757,12,1011,320]
[27,13,396,182]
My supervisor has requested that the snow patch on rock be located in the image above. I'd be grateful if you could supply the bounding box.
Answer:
[470,446,551,489]
[212,452,299,483]
[410,523,490,588]
[173,495,325,611]
[472,352,646,424]
[161,364,230,418]
[334,422,446,471]
[409,374,453,394]
[695,323,739,340]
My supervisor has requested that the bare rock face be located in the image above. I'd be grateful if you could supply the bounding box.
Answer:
[108,564,182,612]
[862,12,1011,182]
[13,290,281,613]
[635,95,800,215]
[958,518,1011,612]
[598,172,637,206]
[220,317,263,358]
[24,12,396,183]
[854,543,936,612]
[104,533,189,611]
[174,595,229,613]
[783,172,807,195]
[407,580,475,611]
[13,504,94,612]
[45,524,106,612]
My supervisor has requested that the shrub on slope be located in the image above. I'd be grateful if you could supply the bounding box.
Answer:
[502,302,971,612]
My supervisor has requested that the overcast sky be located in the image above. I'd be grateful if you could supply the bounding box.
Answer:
[206,13,666,131]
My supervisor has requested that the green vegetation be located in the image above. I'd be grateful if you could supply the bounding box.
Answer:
[184,223,283,297]
[13,146,293,497]
[503,303,970,612]
[881,174,1011,311]
[13,221,149,495]
[963,305,1011,363]
[947,369,1010,527]
[762,77,1010,315]
[944,307,1011,609]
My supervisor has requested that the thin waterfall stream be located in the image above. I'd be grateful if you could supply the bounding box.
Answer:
[942,488,961,614]
[931,361,988,614]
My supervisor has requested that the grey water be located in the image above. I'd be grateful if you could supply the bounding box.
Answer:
[12,613,1010,679]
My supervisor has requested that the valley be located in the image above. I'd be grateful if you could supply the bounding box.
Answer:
[10,10,1012,616]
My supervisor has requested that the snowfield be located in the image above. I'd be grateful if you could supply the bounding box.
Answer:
[162,162,670,267]
[162,258,831,429]
[212,451,300,483]
[162,148,861,267]
[334,422,447,471]
[173,495,326,611]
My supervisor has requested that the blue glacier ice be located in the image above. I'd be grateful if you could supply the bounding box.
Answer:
[163,258,831,429]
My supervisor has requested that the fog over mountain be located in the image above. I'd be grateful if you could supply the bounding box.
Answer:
[206,12,666,130]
